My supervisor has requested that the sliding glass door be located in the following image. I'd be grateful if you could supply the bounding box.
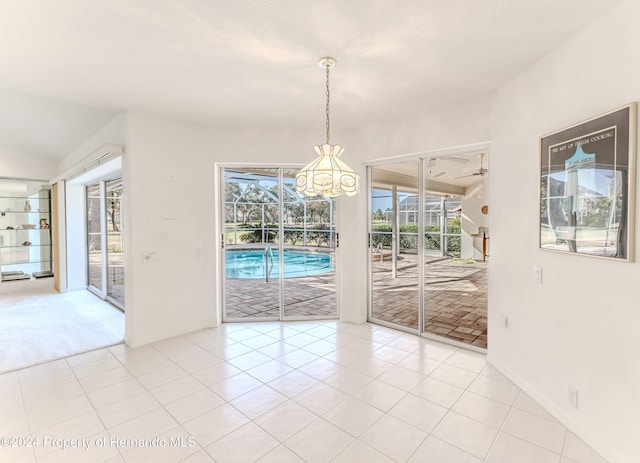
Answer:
[222,167,337,321]
[369,154,489,350]
[370,162,420,330]
[86,178,125,310]
[87,184,103,293]
[106,179,124,307]
[282,172,337,319]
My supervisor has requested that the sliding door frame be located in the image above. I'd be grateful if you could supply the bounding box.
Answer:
[86,178,125,311]
[105,178,124,309]
[367,160,424,337]
[219,163,339,323]
[220,165,282,323]
[87,181,107,299]
[367,142,490,352]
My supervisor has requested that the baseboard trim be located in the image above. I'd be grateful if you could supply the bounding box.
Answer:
[124,318,218,348]
[487,354,627,463]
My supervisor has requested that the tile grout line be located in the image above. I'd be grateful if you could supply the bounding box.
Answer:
[428,363,489,461]
[159,323,468,462]
[559,424,570,460]
[155,326,330,458]
[63,351,128,462]
[69,344,207,461]
[210,323,376,460]
[481,400,514,462]
[491,394,569,461]
[143,340,240,461]
[200,323,336,461]
[15,370,37,463]
[9,319,597,463]
[278,322,376,460]
[0,340,125,377]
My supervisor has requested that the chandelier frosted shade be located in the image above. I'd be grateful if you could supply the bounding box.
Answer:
[295,143,359,197]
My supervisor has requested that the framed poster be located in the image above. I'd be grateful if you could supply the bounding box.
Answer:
[540,103,637,260]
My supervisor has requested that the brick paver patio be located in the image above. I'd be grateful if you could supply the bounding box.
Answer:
[89,253,125,307]
[372,255,487,348]
[225,272,337,319]
[224,253,487,349]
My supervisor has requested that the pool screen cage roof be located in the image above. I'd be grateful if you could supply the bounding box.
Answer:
[224,168,335,247]
[371,186,462,227]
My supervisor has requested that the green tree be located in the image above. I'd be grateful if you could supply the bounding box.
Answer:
[238,185,268,223]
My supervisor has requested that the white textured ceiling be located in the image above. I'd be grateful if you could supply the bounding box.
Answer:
[0,0,621,159]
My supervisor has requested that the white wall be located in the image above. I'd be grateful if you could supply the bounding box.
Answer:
[123,112,215,345]
[354,94,492,161]
[489,2,640,462]
[65,183,87,290]
[0,145,57,181]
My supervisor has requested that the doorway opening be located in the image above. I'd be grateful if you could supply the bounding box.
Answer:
[0,177,123,373]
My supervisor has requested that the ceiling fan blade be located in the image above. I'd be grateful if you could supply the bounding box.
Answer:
[454,154,489,180]
[434,171,446,178]
[440,156,468,163]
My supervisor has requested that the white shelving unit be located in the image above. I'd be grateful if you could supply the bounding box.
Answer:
[0,183,53,282]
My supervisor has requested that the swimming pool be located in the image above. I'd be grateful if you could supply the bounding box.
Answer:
[225,249,334,279]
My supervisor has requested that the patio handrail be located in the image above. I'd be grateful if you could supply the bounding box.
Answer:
[265,245,274,282]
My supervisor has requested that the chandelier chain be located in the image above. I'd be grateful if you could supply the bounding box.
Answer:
[294,56,359,197]
[325,65,330,144]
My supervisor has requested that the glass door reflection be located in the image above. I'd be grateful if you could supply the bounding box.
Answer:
[370,162,420,331]
[422,171,487,349]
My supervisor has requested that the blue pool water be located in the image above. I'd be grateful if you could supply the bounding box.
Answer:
[226,249,334,279]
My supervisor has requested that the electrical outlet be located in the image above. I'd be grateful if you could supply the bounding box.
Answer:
[568,385,578,409]
[500,314,508,328]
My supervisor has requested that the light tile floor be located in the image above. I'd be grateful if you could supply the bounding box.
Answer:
[0,321,607,463]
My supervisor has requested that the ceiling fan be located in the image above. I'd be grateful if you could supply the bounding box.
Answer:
[428,155,469,178]
[427,158,447,178]
[455,153,488,179]
[438,155,469,163]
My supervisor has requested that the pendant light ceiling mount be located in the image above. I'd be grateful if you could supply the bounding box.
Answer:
[295,56,360,198]
[318,56,337,69]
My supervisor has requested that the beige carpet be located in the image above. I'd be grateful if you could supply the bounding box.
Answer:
[0,288,124,374]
